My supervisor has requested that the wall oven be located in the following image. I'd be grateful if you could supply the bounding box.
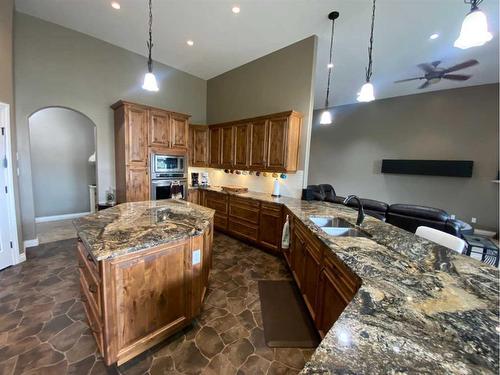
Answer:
[150,154,187,200]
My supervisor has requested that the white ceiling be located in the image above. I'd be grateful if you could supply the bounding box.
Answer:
[15,0,499,109]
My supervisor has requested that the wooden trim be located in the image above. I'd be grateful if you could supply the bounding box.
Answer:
[208,110,302,128]
[111,100,191,119]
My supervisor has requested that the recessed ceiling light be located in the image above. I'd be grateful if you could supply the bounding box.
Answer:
[111,2,120,10]
[429,33,439,40]
[187,40,194,46]
[232,6,240,14]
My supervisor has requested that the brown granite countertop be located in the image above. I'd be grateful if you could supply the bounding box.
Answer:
[73,199,215,261]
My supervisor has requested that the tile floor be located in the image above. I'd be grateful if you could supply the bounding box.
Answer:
[36,220,77,244]
[0,233,315,374]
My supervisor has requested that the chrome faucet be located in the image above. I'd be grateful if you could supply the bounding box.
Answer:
[343,195,365,226]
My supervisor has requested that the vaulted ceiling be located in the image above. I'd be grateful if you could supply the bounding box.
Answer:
[16,0,499,108]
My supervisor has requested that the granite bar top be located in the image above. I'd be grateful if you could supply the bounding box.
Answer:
[73,199,215,261]
[195,186,500,373]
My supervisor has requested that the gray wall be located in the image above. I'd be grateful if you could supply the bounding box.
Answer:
[29,107,96,217]
[309,84,499,232]
[0,0,23,250]
[207,36,317,175]
[14,13,207,240]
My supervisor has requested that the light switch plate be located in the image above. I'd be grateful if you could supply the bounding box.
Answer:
[192,249,201,265]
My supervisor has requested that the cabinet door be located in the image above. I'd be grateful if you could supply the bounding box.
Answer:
[259,204,282,252]
[209,127,221,167]
[149,110,170,148]
[192,127,209,166]
[249,120,268,169]
[290,228,306,289]
[126,105,148,167]
[187,189,199,204]
[316,267,349,337]
[267,117,288,170]
[234,123,249,169]
[302,243,321,320]
[220,126,234,168]
[127,167,149,202]
[170,113,188,149]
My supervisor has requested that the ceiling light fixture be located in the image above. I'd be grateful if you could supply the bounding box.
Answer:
[187,40,194,46]
[429,33,439,40]
[232,6,240,14]
[142,0,159,92]
[319,11,340,125]
[357,0,377,103]
[454,0,492,49]
[111,2,121,10]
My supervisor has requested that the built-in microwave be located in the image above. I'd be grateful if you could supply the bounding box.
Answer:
[151,154,185,176]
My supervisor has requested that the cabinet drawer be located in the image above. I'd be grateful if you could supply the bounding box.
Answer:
[77,243,101,317]
[228,218,259,242]
[205,190,227,202]
[261,202,282,215]
[77,241,99,277]
[81,286,103,356]
[229,201,260,224]
[323,254,359,300]
[206,199,228,214]
[214,213,228,231]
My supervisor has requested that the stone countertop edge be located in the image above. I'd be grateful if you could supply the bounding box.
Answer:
[73,199,215,262]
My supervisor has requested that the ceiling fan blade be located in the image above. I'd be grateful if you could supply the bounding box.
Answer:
[443,59,479,73]
[394,77,424,83]
[442,74,471,81]
[417,63,436,73]
[431,60,441,67]
[418,81,431,89]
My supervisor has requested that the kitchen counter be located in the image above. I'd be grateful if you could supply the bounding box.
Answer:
[194,187,500,373]
[73,199,215,261]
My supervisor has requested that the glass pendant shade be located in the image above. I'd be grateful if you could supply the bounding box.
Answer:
[142,72,159,92]
[454,9,492,49]
[357,82,375,102]
[319,110,332,125]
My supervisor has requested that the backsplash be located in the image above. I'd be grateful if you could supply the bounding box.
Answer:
[188,167,304,198]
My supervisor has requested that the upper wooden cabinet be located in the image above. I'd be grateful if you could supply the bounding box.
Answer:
[189,125,209,167]
[112,100,190,203]
[206,111,302,172]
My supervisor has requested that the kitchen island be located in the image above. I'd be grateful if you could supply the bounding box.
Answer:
[73,199,214,366]
[191,186,499,374]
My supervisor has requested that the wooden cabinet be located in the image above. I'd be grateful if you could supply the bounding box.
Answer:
[112,101,190,203]
[259,203,283,251]
[234,123,249,169]
[302,241,322,320]
[189,125,209,167]
[228,196,260,242]
[220,126,234,168]
[205,190,228,231]
[77,228,213,366]
[209,127,222,167]
[206,111,302,172]
[187,189,199,204]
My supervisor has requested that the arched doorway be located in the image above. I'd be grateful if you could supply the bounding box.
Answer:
[29,107,97,243]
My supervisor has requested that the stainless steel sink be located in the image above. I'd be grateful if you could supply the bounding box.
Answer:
[309,216,370,238]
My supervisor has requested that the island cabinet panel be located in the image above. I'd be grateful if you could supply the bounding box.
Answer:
[234,123,249,168]
[209,127,222,167]
[149,109,170,148]
[288,215,361,337]
[189,125,209,167]
[249,120,268,169]
[220,126,235,168]
[258,203,283,252]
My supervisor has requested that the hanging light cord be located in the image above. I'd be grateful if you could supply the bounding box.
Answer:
[365,0,376,83]
[146,0,153,73]
[324,17,336,108]
[465,0,482,11]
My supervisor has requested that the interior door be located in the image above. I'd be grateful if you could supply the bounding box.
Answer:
[0,120,14,270]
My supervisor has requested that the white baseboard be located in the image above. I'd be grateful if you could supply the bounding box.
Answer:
[16,252,26,264]
[35,212,90,223]
[23,238,39,249]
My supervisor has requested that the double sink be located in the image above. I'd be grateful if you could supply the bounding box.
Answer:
[309,217,370,238]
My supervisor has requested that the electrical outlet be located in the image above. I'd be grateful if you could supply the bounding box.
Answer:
[450,214,456,219]
[471,217,477,224]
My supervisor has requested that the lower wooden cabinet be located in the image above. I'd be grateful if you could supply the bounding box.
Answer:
[187,189,199,204]
[259,203,283,251]
[205,191,228,231]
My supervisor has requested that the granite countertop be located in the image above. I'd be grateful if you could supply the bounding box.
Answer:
[195,186,500,373]
[73,199,215,261]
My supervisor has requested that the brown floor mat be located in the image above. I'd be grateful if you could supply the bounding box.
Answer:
[258,280,320,348]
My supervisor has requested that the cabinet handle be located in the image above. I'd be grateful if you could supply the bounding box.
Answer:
[89,284,98,294]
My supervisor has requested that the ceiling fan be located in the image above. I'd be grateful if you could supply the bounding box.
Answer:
[394,59,479,89]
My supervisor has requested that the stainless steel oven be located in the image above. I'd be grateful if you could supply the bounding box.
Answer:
[151,177,187,200]
[151,154,185,177]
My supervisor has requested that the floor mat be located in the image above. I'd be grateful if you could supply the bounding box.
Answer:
[258,280,320,348]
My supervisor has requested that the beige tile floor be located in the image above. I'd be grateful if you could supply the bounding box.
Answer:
[36,220,77,244]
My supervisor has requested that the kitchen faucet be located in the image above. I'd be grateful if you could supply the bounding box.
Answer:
[343,195,365,226]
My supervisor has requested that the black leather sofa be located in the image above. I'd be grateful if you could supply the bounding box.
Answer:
[304,184,473,238]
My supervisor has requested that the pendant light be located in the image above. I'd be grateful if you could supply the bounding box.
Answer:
[319,11,339,125]
[357,0,377,103]
[454,0,492,49]
[142,0,159,92]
